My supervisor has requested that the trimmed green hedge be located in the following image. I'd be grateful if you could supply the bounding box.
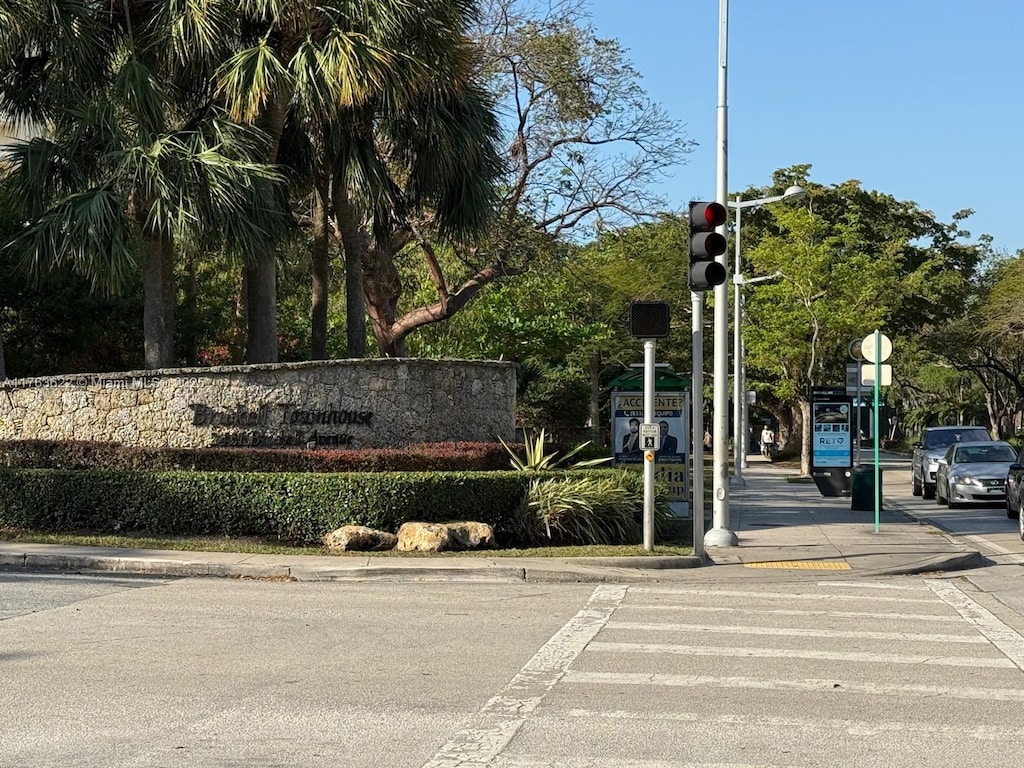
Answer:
[0,468,530,545]
[0,440,517,472]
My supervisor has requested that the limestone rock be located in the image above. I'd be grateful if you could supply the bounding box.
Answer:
[448,521,496,550]
[323,525,398,552]
[395,521,496,552]
[396,522,453,552]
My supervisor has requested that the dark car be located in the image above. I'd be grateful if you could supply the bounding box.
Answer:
[1004,448,1024,541]
[911,425,991,499]
[935,440,1017,509]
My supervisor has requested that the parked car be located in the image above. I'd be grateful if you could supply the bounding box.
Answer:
[911,425,991,499]
[934,440,1018,508]
[1004,449,1024,538]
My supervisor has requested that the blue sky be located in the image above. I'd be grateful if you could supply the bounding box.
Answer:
[587,0,1023,254]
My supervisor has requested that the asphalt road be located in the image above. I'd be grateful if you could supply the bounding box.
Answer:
[883,455,1023,549]
[882,452,1024,621]
[5,564,1024,766]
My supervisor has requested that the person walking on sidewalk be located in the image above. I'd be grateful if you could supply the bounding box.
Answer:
[760,425,775,457]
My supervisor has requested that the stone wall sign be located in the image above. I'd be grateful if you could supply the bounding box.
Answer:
[0,359,516,449]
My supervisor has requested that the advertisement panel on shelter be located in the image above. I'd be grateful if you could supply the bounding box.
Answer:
[611,391,689,514]
[811,401,852,468]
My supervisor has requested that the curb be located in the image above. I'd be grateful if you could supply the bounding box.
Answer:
[0,553,294,580]
[856,550,986,577]
[0,552,708,583]
[290,565,529,582]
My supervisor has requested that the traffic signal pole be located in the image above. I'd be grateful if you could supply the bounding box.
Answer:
[691,292,705,560]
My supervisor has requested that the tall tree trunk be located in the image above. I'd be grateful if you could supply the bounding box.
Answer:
[181,249,199,366]
[332,181,367,358]
[799,399,811,477]
[363,239,404,357]
[229,270,247,365]
[245,247,277,363]
[310,174,331,360]
[142,232,175,369]
[588,351,602,445]
[245,92,292,364]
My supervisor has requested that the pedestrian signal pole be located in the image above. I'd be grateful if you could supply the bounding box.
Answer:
[629,302,671,551]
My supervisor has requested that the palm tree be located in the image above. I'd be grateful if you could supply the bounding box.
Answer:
[331,62,504,357]
[0,0,285,369]
[216,0,500,360]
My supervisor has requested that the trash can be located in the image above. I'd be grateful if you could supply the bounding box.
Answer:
[851,465,883,511]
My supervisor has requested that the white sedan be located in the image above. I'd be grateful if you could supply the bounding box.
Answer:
[935,440,1019,508]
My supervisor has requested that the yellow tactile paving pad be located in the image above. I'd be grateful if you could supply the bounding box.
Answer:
[744,560,851,570]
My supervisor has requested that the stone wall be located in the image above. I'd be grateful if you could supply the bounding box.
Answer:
[0,359,516,449]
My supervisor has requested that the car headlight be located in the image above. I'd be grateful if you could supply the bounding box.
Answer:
[948,473,978,486]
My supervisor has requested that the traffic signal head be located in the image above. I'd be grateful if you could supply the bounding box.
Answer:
[688,201,728,291]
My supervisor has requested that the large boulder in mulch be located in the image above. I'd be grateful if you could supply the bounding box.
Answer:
[396,521,496,552]
[447,521,496,550]
[323,525,398,552]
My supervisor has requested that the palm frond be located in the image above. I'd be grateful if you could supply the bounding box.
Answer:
[216,40,292,123]
[6,187,136,293]
[114,59,168,137]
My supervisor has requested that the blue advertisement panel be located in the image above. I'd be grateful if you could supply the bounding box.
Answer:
[809,388,853,497]
[812,401,852,467]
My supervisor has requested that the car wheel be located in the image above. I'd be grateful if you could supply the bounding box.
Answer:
[912,471,922,496]
[1007,495,1020,520]
[923,483,935,500]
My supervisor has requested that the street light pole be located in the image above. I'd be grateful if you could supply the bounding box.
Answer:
[727,186,807,489]
[708,0,734,549]
[731,200,745,487]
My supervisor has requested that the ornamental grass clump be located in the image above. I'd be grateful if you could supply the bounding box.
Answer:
[515,471,673,546]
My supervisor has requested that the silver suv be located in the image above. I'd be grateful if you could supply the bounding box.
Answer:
[912,425,991,499]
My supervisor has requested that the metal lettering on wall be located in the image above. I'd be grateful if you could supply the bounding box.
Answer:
[190,403,375,448]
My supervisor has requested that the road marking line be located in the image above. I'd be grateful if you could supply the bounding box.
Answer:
[814,580,931,590]
[495,757,796,768]
[587,641,1013,668]
[419,584,625,768]
[605,622,986,643]
[926,579,1024,670]
[629,587,941,604]
[559,708,1024,740]
[562,671,1024,701]
[623,605,960,622]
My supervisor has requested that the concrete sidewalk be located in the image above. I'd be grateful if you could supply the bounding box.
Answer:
[0,457,981,583]
[708,456,982,577]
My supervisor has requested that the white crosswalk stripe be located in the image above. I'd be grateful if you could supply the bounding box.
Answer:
[624,604,963,622]
[603,621,986,643]
[422,578,1024,768]
[561,670,1024,701]
[586,640,1015,667]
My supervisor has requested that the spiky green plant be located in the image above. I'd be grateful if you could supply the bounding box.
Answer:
[499,429,612,472]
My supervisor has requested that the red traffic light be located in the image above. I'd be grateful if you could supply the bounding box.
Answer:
[689,201,727,229]
[688,200,728,291]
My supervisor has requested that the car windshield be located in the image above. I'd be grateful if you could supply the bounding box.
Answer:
[953,445,1017,463]
[924,429,989,449]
